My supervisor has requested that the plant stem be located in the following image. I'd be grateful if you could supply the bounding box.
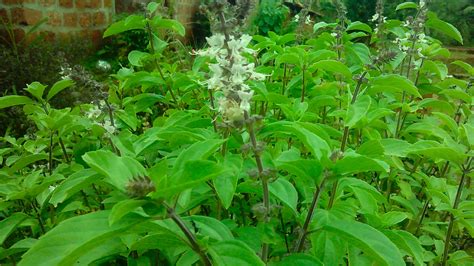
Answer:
[415,200,429,235]
[48,132,53,176]
[301,65,306,103]
[441,158,472,265]
[164,202,212,266]
[328,71,367,208]
[294,175,327,252]
[208,89,218,133]
[244,111,270,262]
[58,136,70,163]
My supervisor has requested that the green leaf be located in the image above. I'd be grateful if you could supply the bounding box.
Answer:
[380,139,412,157]
[128,50,150,67]
[213,155,242,209]
[381,212,409,228]
[346,21,372,33]
[186,216,234,241]
[345,95,371,128]
[384,230,424,266]
[0,213,29,245]
[313,60,352,79]
[451,60,473,76]
[151,18,185,36]
[103,15,145,37]
[173,139,225,173]
[323,218,405,266]
[396,2,418,11]
[24,82,47,101]
[209,240,265,266]
[147,2,159,13]
[408,141,464,164]
[268,178,298,214]
[369,74,421,98]
[49,169,98,207]
[82,150,147,192]
[282,123,330,160]
[313,21,334,32]
[19,211,143,266]
[0,95,35,109]
[426,12,463,45]
[7,154,49,175]
[154,160,228,199]
[109,199,147,225]
[334,153,389,175]
[46,79,75,101]
[273,254,323,266]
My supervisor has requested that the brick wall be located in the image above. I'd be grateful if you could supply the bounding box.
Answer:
[0,0,115,43]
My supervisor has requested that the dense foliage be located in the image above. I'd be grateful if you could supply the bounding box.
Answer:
[0,0,473,265]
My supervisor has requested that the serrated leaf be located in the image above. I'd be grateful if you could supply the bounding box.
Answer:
[269,178,298,214]
[426,12,463,44]
[82,150,147,192]
[282,123,330,160]
[346,21,372,33]
[334,153,389,175]
[0,95,35,109]
[24,82,47,101]
[109,199,147,225]
[323,218,405,266]
[369,74,421,98]
[345,95,371,128]
[208,240,265,266]
[173,139,225,173]
[186,216,234,241]
[46,79,74,101]
[128,50,150,67]
[0,213,29,245]
[19,211,143,266]
[396,2,418,11]
[313,60,352,79]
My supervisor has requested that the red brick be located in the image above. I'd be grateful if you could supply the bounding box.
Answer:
[0,9,8,21]
[40,31,56,42]
[92,11,105,26]
[59,0,73,8]
[63,13,77,27]
[12,8,42,26]
[13,28,25,43]
[76,0,101,8]
[46,11,61,26]
[39,0,55,7]
[78,13,91,27]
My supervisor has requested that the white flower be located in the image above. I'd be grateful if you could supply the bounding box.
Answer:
[371,13,379,22]
[102,119,115,134]
[419,0,425,8]
[305,16,312,25]
[49,185,57,193]
[85,105,101,119]
[293,14,300,23]
[238,90,254,112]
[331,32,338,37]
[218,97,244,122]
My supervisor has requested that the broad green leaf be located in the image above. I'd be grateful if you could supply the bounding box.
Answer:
[276,52,302,67]
[82,150,147,191]
[128,50,150,67]
[273,254,323,265]
[154,160,228,199]
[186,216,234,241]
[103,15,145,37]
[282,123,330,160]
[426,12,463,44]
[346,21,372,33]
[384,230,424,266]
[7,154,48,175]
[324,218,405,266]
[46,79,74,101]
[173,139,225,173]
[451,60,473,76]
[208,240,265,266]
[462,124,474,148]
[151,18,186,36]
[313,60,352,79]
[313,21,334,32]
[24,82,47,101]
[109,199,147,225]
[396,2,418,11]
[213,155,242,209]
[369,74,421,98]
[49,169,98,207]
[381,212,409,228]
[345,95,371,128]
[408,140,465,164]
[0,213,29,245]
[0,95,34,109]
[131,232,186,251]
[19,211,143,266]
[334,153,389,175]
[269,178,298,214]
[147,2,159,13]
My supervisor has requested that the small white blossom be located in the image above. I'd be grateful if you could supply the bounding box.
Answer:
[371,14,379,22]
[293,14,300,23]
[305,16,312,25]
[238,90,254,112]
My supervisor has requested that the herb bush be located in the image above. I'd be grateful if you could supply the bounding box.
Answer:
[0,0,473,265]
